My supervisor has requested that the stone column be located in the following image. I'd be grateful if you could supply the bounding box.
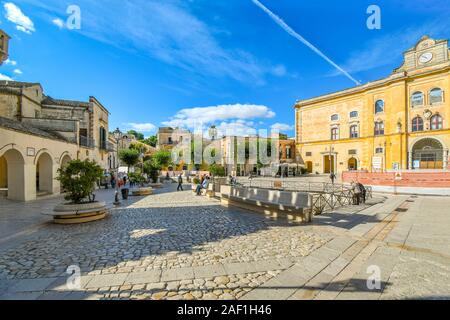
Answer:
[444,149,449,170]
[408,152,413,170]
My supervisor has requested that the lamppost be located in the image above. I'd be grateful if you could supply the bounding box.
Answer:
[113,128,122,172]
[112,128,122,205]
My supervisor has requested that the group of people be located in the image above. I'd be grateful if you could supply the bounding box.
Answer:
[176,174,211,196]
[110,174,130,189]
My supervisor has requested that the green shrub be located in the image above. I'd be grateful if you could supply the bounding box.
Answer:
[57,160,103,204]
[143,160,160,183]
[129,172,146,186]
[209,163,226,177]
[119,149,140,170]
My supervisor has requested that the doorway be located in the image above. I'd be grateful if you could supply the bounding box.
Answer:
[324,155,335,174]
[348,157,358,171]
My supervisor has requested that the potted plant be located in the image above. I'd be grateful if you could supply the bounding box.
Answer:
[47,159,108,224]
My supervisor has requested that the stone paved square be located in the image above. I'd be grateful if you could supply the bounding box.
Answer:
[1,184,449,300]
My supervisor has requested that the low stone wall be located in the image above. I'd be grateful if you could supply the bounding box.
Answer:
[220,185,312,223]
[342,171,450,188]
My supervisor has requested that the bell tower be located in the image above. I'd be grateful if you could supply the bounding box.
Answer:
[393,36,449,74]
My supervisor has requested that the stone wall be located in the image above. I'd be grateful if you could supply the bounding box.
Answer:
[342,171,450,188]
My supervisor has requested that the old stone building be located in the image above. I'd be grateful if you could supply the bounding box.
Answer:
[0,29,10,65]
[0,81,113,201]
[157,127,192,150]
[296,36,450,174]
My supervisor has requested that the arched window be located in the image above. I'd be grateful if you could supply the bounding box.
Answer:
[331,114,339,121]
[412,117,424,132]
[350,125,359,138]
[411,91,424,107]
[350,111,358,118]
[374,121,384,136]
[375,100,385,114]
[430,88,443,104]
[430,114,443,130]
[331,128,339,140]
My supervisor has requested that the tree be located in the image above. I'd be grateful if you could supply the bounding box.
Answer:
[209,164,226,177]
[143,160,160,183]
[127,130,145,141]
[152,150,172,169]
[141,135,158,147]
[57,160,103,204]
[119,149,140,171]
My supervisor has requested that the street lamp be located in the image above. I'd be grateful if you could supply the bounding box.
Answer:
[113,128,122,171]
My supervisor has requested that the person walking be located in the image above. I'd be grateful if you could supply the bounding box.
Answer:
[358,182,367,204]
[177,174,184,191]
[352,181,362,205]
[110,174,116,189]
[330,172,336,185]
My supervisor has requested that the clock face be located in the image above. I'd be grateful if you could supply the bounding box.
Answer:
[419,52,433,64]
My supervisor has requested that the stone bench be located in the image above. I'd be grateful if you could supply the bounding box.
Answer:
[131,187,153,196]
[220,186,312,223]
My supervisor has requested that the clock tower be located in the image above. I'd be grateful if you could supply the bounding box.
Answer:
[393,35,449,74]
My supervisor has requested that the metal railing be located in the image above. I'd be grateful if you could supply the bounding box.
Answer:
[234,178,372,215]
[79,136,95,148]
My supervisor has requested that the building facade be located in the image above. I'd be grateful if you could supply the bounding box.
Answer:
[157,127,192,150]
[0,81,113,201]
[296,36,450,174]
[0,29,10,65]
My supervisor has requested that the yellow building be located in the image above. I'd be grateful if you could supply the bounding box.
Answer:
[295,36,450,174]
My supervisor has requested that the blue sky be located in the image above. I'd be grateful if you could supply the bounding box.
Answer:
[0,0,449,137]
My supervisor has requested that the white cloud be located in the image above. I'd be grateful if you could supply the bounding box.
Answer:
[13,69,22,75]
[215,120,258,137]
[4,2,35,34]
[16,0,281,84]
[125,123,157,133]
[0,73,13,81]
[271,65,287,77]
[52,18,64,29]
[162,104,276,128]
[4,59,17,66]
[271,123,294,132]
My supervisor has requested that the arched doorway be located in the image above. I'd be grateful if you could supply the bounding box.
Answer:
[412,138,444,169]
[36,152,53,195]
[1,149,25,201]
[0,155,7,189]
[348,157,358,171]
[60,154,72,168]
[60,154,72,193]
[306,161,313,174]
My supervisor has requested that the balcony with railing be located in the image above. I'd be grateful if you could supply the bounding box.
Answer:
[79,136,95,148]
[99,140,115,152]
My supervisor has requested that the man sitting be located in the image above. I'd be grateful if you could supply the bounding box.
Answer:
[196,176,210,196]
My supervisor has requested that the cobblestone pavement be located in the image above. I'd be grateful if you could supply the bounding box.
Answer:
[0,184,332,300]
[0,184,449,300]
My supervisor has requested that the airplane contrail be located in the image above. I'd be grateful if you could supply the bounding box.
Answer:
[251,0,361,86]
